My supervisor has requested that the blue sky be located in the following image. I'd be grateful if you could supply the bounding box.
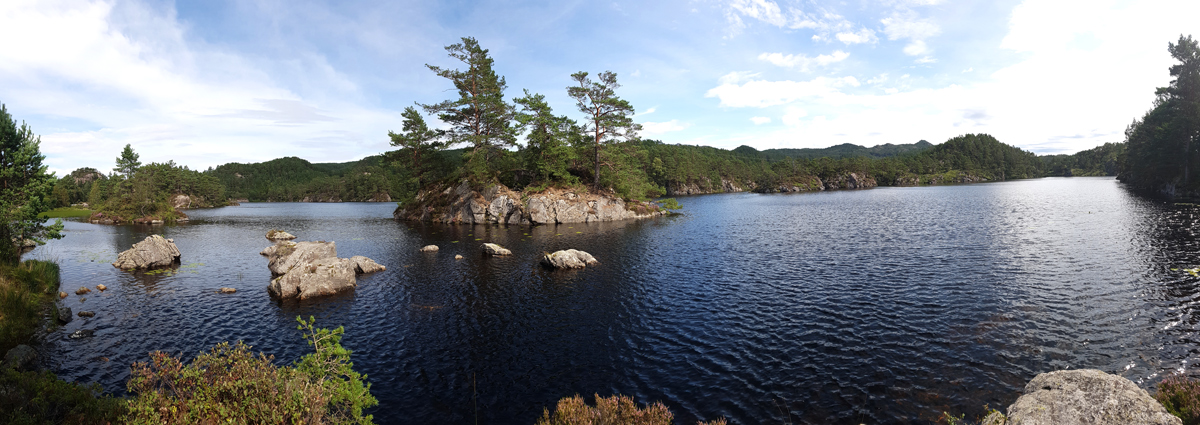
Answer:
[2,0,1197,175]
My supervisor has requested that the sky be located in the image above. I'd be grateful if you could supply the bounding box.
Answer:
[2,0,1198,175]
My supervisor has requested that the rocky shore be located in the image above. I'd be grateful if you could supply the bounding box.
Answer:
[394,181,667,225]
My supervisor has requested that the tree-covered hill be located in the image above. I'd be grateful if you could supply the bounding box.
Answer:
[737,140,935,160]
[208,156,399,202]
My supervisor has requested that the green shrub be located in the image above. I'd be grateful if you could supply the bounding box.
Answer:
[0,368,126,424]
[1157,375,1200,425]
[124,316,377,425]
[656,198,683,211]
[537,394,726,425]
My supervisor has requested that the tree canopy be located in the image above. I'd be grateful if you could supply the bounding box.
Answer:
[0,103,62,263]
[1121,34,1200,194]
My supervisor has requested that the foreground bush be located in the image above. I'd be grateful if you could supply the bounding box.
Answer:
[0,368,125,425]
[537,394,726,425]
[1157,374,1200,425]
[0,260,61,353]
[124,316,377,424]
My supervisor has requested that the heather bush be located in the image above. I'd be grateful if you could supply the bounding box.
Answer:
[1157,374,1200,425]
[124,316,377,424]
[537,394,726,425]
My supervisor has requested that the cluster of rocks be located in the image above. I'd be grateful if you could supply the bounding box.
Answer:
[756,173,878,193]
[395,181,668,225]
[421,243,598,270]
[260,231,385,300]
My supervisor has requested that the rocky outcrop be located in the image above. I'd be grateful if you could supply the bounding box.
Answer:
[893,172,989,186]
[395,181,666,225]
[266,229,297,241]
[419,245,439,252]
[821,172,877,190]
[541,249,599,269]
[482,243,512,256]
[260,241,337,275]
[260,241,385,300]
[171,194,192,209]
[113,235,181,270]
[666,178,753,196]
[268,257,357,300]
[988,369,1181,425]
[3,345,37,370]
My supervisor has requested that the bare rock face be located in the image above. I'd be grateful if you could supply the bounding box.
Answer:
[1001,369,1181,425]
[395,182,665,224]
[541,249,599,269]
[419,245,439,252]
[261,241,337,275]
[482,243,512,256]
[266,229,297,241]
[349,256,386,274]
[268,257,357,300]
[112,235,180,270]
[171,194,192,209]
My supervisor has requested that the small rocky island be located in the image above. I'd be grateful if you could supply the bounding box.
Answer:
[259,234,385,300]
[394,181,666,225]
[112,235,181,270]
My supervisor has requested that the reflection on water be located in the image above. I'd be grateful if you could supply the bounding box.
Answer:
[23,178,1200,424]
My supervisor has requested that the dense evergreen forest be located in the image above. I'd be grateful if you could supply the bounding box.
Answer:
[1120,35,1200,198]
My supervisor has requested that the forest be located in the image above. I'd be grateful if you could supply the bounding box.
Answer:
[1119,35,1200,198]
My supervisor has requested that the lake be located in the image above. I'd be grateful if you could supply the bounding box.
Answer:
[25,176,1200,424]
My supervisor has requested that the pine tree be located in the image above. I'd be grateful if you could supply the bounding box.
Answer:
[513,90,578,185]
[0,103,63,264]
[388,106,445,191]
[567,71,641,191]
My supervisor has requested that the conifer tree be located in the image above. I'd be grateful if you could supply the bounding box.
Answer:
[567,71,641,191]
[0,103,63,264]
[388,106,445,190]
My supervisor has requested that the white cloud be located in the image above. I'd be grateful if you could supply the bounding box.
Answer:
[835,28,878,45]
[914,55,937,64]
[757,50,849,70]
[705,75,861,108]
[781,107,807,126]
[881,11,941,40]
[0,0,395,174]
[726,0,786,29]
[903,40,929,56]
[962,67,974,73]
[751,116,771,125]
[866,74,889,85]
[641,119,688,135]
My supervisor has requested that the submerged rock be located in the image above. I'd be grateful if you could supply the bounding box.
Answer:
[58,291,67,299]
[112,235,181,270]
[96,284,106,291]
[541,249,599,269]
[455,254,463,260]
[74,287,90,295]
[419,245,439,252]
[3,345,37,370]
[77,311,95,318]
[218,287,236,294]
[57,307,72,324]
[265,229,297,241]
[268,257,357,300]
[261,241,337,276]
[68,329,95,339]
[482,243,512,256]
[999,369,1180,425]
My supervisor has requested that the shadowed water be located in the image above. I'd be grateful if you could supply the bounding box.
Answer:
[25,177,1200,424]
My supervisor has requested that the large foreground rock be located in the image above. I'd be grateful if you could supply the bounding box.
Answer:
[541,249,599,269]
[113,235,180,269]
[260,241,337,275]
[268,257,357,300]
[998,369,1180,425]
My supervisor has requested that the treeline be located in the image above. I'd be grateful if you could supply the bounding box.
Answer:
[207,156,399,202]
[1120,35,1200,197]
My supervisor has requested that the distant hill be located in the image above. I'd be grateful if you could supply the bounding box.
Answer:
[208,155,397,202]
[732,141,935,160]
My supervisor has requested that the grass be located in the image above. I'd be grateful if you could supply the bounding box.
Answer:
[38,207,93,219]
[0,260,61,354]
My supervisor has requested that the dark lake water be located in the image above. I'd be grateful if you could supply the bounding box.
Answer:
[25,177,1200,424]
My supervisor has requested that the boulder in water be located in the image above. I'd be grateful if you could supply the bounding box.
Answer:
[268,257,357,300]
[75,287,90,295]
[266,229,297,241]
[218,287,236,294]
[112,235,181,270]
[1001,369,1181,425]
[68,329,94,339]
[77,311,95,318]
[541,249,599,269]
[419,245,439,252]
[349,256,386,274]
[57,307,72,324]
[482,243,512,256]
[261,241,337,275]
